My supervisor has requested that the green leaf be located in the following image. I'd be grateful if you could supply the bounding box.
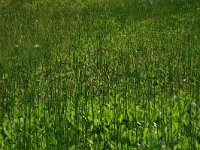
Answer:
[143,128,148,140]
[4,130,11,139]
[0,134,2,144]
[118,114,123,123]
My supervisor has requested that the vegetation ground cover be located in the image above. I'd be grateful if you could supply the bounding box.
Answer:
[0,0,200,149]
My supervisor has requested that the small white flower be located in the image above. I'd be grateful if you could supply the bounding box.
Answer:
[15,44,19,48]
[34,44,40,48]
[191,102,196,108]
[153,122,157,128]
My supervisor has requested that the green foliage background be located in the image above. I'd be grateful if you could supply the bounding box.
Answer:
[0,0,200,149]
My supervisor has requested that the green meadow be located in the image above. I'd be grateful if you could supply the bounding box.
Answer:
[0,0,200,149]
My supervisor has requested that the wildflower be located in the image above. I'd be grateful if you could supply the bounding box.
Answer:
[15,44,19,48]
[34,44,40,48]
[191,102,196,108]
[153,122,157,128]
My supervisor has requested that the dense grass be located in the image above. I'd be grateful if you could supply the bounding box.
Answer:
[0,0,200,149]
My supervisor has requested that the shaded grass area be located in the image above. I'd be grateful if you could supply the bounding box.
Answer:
[0,0,200,149]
